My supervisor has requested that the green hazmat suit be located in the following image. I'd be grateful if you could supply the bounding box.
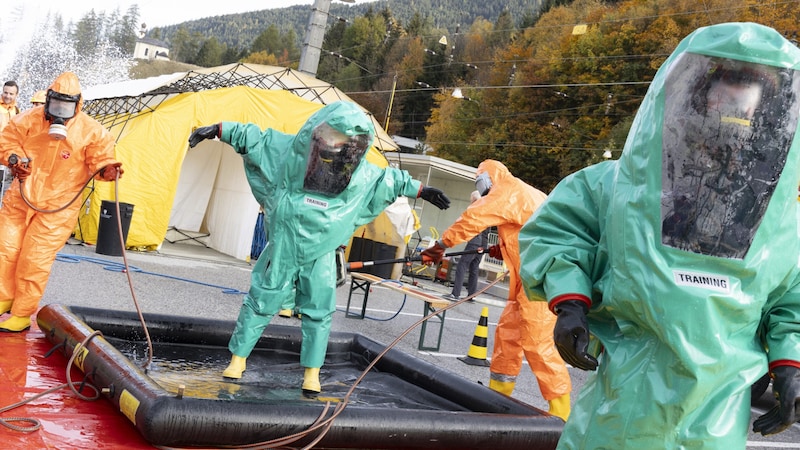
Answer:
[519,22,800,448]
[221,101,422,368]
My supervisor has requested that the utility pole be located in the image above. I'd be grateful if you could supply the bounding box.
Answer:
[299,0,356,76]
[298,0,331,76]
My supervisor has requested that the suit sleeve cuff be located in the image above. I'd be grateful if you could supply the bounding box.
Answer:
[768,359,800,375]
[549,293,591,314]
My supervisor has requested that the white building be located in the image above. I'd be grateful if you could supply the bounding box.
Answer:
[133,38,170,61]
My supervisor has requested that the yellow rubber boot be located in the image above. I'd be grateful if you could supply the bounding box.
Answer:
[548,393,571,421]
[278,309,293,318]
[302,367,321,395]
[0,315,31,332]
[222,355,247,379]
[488,379,515,396]
[0,300,12,315]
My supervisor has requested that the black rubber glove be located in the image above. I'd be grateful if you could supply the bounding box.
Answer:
[753,365,800,435]
[553,300,598,371]
[419,186,451,210]
[189,124,220,148]
[420,241,446,265]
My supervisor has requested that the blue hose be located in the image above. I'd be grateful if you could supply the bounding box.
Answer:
[55,253,248,295]
[55,253,410,318]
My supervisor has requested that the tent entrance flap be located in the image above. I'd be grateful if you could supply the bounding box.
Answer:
[168,139,259,260]
[169,141,221,233]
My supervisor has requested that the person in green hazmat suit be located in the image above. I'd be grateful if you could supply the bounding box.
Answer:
[518,22,800,448]
[188,101,451,395]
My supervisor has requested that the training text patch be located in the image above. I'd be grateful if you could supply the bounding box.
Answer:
[673,270,730,293]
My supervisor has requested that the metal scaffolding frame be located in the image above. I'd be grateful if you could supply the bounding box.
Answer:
[82,63,399,153]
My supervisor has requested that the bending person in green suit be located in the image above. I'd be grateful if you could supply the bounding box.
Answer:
[188,101,450,395]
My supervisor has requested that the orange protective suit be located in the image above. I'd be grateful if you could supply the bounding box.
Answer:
[439,160,570,401]
[0,72,119,320]
[0,99,19,131]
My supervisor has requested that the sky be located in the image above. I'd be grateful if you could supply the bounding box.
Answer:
[8,1,374,28]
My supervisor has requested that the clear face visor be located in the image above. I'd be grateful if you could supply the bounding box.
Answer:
[303,122,371,196]
[46,97,77,120]
[475,172,492,196]
[313,124,351,159]
[706,80,762,125]
[660,53,800,258]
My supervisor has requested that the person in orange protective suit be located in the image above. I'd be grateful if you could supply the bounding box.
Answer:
[0,80,20,131]
[421,159,572,421]
[0,71,123,332]
[29,90,46,107]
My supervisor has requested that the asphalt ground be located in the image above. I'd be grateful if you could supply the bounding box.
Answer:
[37,239,800,449]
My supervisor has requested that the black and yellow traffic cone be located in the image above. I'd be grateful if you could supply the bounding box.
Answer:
[458,306,490,367]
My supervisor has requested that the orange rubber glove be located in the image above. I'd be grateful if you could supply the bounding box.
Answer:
[11,164,31,182]
[100,163,124,181]
[421,241,446,265]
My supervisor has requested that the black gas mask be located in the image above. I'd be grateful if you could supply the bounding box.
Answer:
[475,172,493,196]
[44,89,80,140]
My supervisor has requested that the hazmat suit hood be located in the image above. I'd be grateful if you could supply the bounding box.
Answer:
[45,72,83,117]
[475,160,511,193]
[615,23,800,274]
[291,101,374,196]
[520,22,800,449]
[44,72,83,140]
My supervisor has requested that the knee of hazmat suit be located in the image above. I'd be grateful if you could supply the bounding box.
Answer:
[518,22,800,449]
[0,71,119,322]
[220,101,423,369]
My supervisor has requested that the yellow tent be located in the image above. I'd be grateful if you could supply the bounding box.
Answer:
[75,63,410,262]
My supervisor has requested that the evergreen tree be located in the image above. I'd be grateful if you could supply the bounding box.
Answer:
[282,29,301,63]
[72,10,104,55]
[251,25,282,55]
[110,5,141,55]
[196,37,225,67]
[170,27,204,64]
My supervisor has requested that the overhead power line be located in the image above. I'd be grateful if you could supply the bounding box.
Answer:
[346,81,652,96]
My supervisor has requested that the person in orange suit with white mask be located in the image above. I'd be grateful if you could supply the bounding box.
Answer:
[421,159,572,421]
[0,71,123,332]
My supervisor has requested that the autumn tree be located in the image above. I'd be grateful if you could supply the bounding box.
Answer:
[423,0,787,191]
[243,51,279,66]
